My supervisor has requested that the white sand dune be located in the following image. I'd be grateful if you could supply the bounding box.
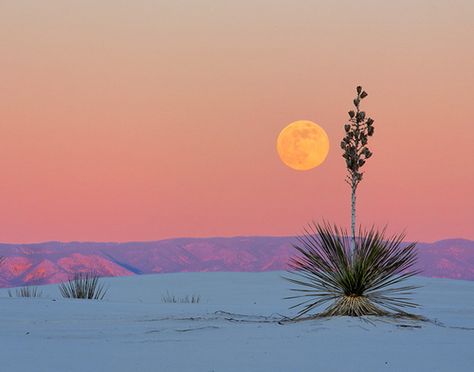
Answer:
[1,272,473,372]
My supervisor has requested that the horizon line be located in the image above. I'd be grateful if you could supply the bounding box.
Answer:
[0,234,472,246]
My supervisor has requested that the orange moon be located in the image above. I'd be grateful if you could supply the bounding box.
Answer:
[277,120,330,171]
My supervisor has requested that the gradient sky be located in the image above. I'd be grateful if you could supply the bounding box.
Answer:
[1,0,473,243]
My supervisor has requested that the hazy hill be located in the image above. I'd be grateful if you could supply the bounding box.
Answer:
[0,237,473,287]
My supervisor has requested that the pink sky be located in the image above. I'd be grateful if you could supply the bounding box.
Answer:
[0,1,473,243]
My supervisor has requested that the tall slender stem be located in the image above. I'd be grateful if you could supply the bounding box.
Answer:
[342,86,373,262]
[350,182,356,262]
[350,98,361,261]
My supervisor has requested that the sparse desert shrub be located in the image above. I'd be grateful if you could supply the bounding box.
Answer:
[286,222,419,318]
[161,291,200,304]
[59,272,108,300]
[8,286,44,298]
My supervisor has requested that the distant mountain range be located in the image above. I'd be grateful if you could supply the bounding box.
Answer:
[0,237,473,287]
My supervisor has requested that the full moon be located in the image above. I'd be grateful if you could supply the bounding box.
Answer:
[276,120,330,171]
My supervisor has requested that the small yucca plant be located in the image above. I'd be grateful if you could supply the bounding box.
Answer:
[161,291,201,304]
[286,222,420,318]
[59,272,108,300]
[8,286,44,298]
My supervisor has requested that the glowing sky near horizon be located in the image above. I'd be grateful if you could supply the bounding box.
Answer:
[0,0,473,243]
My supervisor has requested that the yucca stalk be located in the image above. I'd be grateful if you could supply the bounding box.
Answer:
[59,272,108,300]
[286,222,420,318]
[341,86,375,259]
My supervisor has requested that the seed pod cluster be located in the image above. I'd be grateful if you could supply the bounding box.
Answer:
[340,86,375,187]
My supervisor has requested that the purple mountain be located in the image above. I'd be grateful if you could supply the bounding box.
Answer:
[0,237,473,287]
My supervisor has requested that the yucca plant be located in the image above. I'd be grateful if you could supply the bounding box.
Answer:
[8,286,44,298]
[161,291,201,304]
[286,222,420,318]
[59,272,108,300]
